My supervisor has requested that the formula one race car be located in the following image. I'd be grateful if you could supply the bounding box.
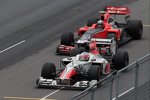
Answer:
[56,6,143,55]
[36,39,129,89]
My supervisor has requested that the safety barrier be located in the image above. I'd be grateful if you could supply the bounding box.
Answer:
[71,54,150,100]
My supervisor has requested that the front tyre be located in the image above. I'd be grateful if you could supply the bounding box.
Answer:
[41,63,56,79]
[89,65,101,87]
[89,65,101,81]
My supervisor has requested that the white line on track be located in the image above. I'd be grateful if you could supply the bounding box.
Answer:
[3,96,55,100]
[112,87,135,100]
[40,87,64,100]
[143,24,150,27]
[0,40,26,54]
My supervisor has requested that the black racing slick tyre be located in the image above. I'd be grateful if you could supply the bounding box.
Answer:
[69,48,83,56]
[128,20,143,39]
[89,65,101,81]
[113,51,129,70]
[41,63,56,79]
[61,32,74,46]
[87,18,99,27]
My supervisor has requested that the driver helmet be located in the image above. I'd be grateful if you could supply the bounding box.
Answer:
[79,53,90,61]
[97,20,104,29]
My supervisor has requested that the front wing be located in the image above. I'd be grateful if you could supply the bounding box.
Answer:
[36,77,97,90]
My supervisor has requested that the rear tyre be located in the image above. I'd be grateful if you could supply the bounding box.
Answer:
[113,51,129,70]
[87,18,99,27]
[41,63,56,79]
[61,32,74,46]
[128,20,143,39]
[69,48,83,56]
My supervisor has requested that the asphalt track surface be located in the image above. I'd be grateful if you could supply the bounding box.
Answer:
[0,0,149,100]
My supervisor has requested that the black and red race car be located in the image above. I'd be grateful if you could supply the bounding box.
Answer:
[56,6,143,55]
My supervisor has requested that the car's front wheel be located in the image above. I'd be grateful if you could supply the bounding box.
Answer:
[41,63,56,79]
[89,65,101,81]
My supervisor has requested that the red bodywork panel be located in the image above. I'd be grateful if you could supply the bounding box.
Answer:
[60,68,78,79]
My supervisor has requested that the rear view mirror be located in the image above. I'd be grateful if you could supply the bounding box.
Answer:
[67,57,72,60]
[91,58,96,61]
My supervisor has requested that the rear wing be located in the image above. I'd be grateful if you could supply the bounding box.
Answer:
[106,6,130,15]
[91,38,113,45]
[100,6,130,15]
[76,38,115,47]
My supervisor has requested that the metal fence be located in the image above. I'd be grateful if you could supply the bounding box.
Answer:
[71,54,150,100]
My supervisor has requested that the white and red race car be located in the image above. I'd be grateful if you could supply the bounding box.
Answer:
[36,39,129,89]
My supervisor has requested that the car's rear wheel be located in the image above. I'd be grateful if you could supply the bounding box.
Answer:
[41,63,56,79]
[128,20,143,39]
[87,18,99,27]
[113,51,129,70]
[61,32,74,46]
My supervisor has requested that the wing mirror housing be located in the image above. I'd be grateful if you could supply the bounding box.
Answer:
[91,58,96,61]
[67,57,72,60]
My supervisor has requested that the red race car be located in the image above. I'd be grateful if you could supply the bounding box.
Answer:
[57,6,143,55]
